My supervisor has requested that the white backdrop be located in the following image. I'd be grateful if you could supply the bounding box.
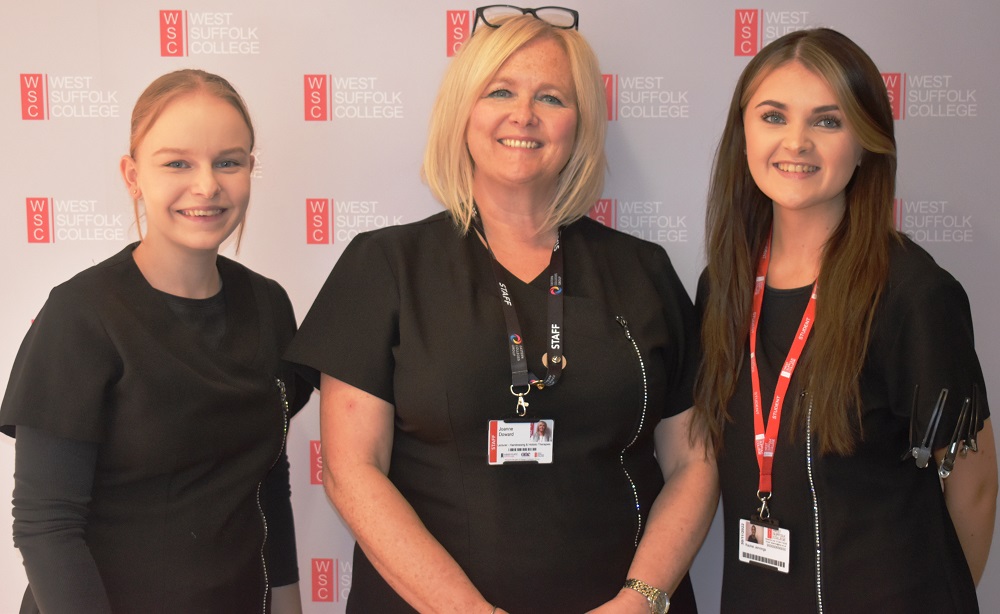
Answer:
[2,1,998,611]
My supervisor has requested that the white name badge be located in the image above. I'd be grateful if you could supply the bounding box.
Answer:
[487,419,554,465]
[738,518,790,573]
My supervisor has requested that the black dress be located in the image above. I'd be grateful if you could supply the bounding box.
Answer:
[286,212,701,613]
[1,244,311,614]
[700,237,988,613]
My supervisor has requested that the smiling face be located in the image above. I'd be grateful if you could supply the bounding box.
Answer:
[467,36,578,203]
[743,61,864,221]
[122,91,253,256]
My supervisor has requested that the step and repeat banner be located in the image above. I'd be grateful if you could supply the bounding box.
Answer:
[2,1,998,611]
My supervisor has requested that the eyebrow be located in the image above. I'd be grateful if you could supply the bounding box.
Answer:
[754,100,840,114]
[151,147,249,157]
[489,74,572,93]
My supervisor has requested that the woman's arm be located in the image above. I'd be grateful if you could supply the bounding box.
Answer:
[588,407,719,613]
[320,374,504,614]
[936,416,998,585]
[12,426,112,614]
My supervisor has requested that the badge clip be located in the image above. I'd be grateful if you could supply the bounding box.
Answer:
[755,490,772,521]
[510,385,530,417]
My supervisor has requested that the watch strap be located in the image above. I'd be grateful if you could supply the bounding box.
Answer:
[623,578,669,614]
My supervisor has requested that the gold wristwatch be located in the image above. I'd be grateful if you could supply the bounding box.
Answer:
[624,578,670,614]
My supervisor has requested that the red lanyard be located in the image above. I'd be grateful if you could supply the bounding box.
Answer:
[749,232,817,496]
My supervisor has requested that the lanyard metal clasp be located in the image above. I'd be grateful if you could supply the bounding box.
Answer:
[510,385,531,417]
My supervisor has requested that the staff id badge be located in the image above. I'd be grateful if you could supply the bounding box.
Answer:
[487,419,554,465]
[738,518,790,573]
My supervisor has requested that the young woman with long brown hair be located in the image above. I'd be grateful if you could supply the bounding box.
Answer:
[694,28,996,612]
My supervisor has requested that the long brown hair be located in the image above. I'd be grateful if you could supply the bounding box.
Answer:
[694,28,899,456]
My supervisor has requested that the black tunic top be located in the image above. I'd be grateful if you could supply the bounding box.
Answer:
[699,237,988,613]
[286,212,701,613]
[1,244,311,614]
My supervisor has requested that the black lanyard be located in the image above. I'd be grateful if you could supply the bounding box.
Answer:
[471,212,565,414]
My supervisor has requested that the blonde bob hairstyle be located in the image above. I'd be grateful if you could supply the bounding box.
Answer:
[422,15,607,234]
[126,69,255,246]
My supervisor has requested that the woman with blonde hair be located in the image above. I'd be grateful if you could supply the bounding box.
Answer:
[288,6,715,613]
[694,28,996,612]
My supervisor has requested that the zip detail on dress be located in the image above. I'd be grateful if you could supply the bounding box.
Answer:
[257,378,291,614]
[805,395,825,614]
[616,316,648,547]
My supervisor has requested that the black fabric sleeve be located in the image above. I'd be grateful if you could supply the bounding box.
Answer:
[883,263,990,449]
[1,283,119,441]
[262,449,299,587]
[648,245,700,418]
[285,233,400,404]
[263,277,315,416]
[12,426,112,614]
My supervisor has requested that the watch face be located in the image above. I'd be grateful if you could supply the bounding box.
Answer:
[654,593,669,613]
